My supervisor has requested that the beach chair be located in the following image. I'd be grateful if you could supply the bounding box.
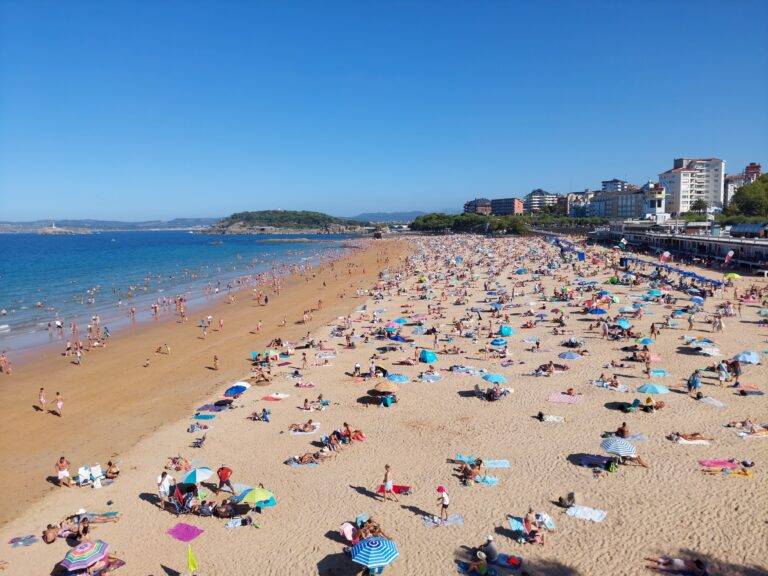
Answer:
[623,398,642,413]
[191,433,207,449]
[89,464,105,488]
[76,466,92,487]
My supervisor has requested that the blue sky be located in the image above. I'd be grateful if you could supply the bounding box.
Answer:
[1,1,766,220]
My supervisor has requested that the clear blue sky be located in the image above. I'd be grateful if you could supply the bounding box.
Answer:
[1,1,766,220]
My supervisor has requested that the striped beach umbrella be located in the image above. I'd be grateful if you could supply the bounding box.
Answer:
[350,537,399,569]
[183,467,213,484]
[600,437,636,458]
[60,540,109,572]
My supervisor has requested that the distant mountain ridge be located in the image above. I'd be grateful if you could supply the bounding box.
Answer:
[0,218,220,231]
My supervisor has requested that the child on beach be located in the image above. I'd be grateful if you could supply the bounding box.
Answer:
[436,485,449,524]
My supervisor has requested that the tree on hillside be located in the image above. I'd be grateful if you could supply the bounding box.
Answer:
[727,174,768,217]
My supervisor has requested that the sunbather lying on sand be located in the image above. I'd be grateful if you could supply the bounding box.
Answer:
[667,432,714,442]
[725,418,767,435]
[457,459,484,484]
[645,556,708,575]
[288,419,315,432]
[165,456,191,472]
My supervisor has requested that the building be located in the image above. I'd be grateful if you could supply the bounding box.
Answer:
[586,181,666,221]
[463,198,492,215]
[565,190,595,217]
[490,197,524,215]
[658,157,725,214]
[744,162,762,183]
[523,189,559,212]
[601,179,631,194]
[724,173,746,206]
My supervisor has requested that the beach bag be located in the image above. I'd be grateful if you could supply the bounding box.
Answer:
[606,461,618,473]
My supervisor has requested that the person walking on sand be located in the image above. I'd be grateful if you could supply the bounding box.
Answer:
[381,464,398,502]
[55,392,64,417]
[213,355,219,370]
[38,387,46,412]
[436,485,449,524]
[55,456,72,487]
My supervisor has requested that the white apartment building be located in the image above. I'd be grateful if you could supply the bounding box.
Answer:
[658,157,725,214]
[523,189,559,212]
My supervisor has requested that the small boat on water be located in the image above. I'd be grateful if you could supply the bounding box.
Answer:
[0,325,11,333]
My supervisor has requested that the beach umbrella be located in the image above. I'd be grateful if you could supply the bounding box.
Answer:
[483,373,507,384]
[387,374,408,383]
[588,308,607,315]
[558,351,581,360]
[636,337,654,346]
[723,273,740,280]
[385,326,398,333]
[489,302,503,310]
[691,296,704,305]
[419,349,438,363]
[233,486,274,505]
[224,385,248,397]
[597,290,612,297]
[350,537,399,569]
[375,381,399,394]
[183,467,214,484]
[637,383,670,395]
[515,268,527,275]
[600,437,636,458]
[616,319,631,330]
[394,318,407,325]
[499,325,514,337]
[734,351,760,365]
[647,289,663,297]
[759,309,768,317]
[490,338,507,346]
[60,540,109,572]
[649,368,669,378]
[619,306,635,313]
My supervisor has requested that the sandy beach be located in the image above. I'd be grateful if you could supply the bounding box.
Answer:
[1,234,766,576]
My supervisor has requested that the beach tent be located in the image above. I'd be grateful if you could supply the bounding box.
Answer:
[499,325,514,337]
[419,349,438,363]
[490,338,507,346]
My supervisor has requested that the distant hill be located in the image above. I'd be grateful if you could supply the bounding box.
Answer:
[0,218,220,232]
[208,210,367,234]
[352,211,428,223]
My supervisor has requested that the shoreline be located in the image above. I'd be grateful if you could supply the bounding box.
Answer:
[0,238,409,528]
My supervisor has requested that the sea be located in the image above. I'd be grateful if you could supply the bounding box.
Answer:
[0,231,356,353]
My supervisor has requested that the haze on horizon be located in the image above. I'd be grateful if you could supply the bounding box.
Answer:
[1,1,766,221]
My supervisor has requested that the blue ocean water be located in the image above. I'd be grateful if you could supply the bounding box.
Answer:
[0,231,353,352]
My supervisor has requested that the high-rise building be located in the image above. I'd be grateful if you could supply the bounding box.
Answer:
[658,158,725,214]
[724,173,746,206]
[463,198,492,215]
[565,190,594,217]
[601,179,630,194]
[523,189,558,212]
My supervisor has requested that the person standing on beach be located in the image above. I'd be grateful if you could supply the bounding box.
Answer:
[55,457,72,487]
[216,465,234,494]
[38,387,46,412]
[55,392,64,417]
[213,355,219,370]
[436,485,449,524]
[381,464,398,502]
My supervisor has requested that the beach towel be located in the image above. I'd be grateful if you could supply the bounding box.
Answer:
[92,557,125,575]
[277,361,292,367]
[262,393,290,401]
[193,413,216,420]
[701,397,726,409]
[420,374,443,382]
[423,513,464,528]
[548,392,580,404]
[166,522,204,542]
[197,404,226,412]
[475,475,499,486]
[8,535,37,547]
[674,438,711,445]
[737,431,768,439]
[290,422,320,435]
[625,433,648,442]
[225,517,259,529]
[576,455,611,468]
[566,505,607,522]
[355,513,369,527]
[594,380,628,393]
[376,484,412,495]
[506,516,527,539]
[699,458,739,469]
[285,460,318,468]
[483,459,511,469]
[456,561,502,576]
[537,512,556,531]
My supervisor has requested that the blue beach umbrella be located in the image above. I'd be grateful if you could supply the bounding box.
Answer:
[600,437,637,458]
[350,537,399,569]
[616,319,631,330]
[588,308,607,315]
[490,338,507,346]
[515,268,527,274]
[636,337,654,346]
[224,385,248,397]
[691,296,704,305]
[387,374,409,383]
[637,383,670,395]
[394,318,407,325]
[489,302,503,310]
[183,467,213,484]
[558,351,582,360]
[734,351,760,365]
[499,325,514,337]
[647,289,663,297]
[483,373,507,384]
[597,290,612,297]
